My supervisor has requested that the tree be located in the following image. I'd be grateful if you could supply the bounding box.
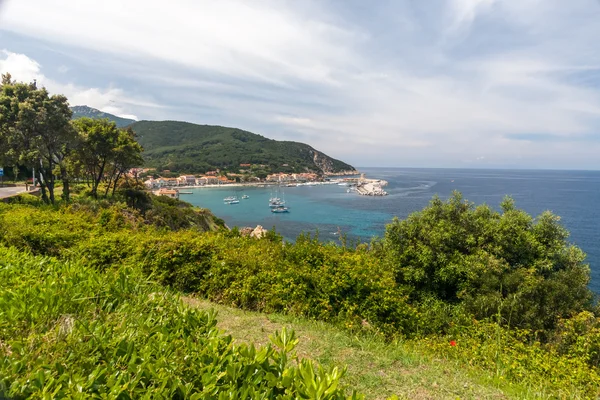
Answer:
[72,118,143,198]
[72,118,121,198]
[104,127,144,197]
[383,191,593,332]
[0,74,75,203]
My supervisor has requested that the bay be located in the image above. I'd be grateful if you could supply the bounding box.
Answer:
[183,168,600,292]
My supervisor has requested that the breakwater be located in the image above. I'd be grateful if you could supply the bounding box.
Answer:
[356,179,388,196]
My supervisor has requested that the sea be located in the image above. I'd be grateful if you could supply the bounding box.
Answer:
[182,168,600,292]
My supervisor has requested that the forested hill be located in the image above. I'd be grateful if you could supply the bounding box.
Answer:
[129,120,356,174]
[70,105,136,128]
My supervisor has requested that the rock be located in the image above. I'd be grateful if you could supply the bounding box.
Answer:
[239,227,254,236]
[250,225,268,239]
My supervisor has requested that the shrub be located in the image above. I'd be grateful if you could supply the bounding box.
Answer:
[0,246,361,399]
[383,192,593,332]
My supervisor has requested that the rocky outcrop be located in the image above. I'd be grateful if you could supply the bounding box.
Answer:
[250,225,268,239]
[240,225,268,239]
[309,149,358,175]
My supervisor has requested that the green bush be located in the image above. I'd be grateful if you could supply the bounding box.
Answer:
[0,246,360,399]
[1,195,599,396]
[383,192,593,332]
[417,321,600,398]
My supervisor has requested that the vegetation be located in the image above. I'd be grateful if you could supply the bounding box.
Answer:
[0,76,143,204]
[0,73,75,203]
[129,120,355,174]
[70,105,136,128]
[0,193,599,397]
[0,246,357,399]
[71,118,143,198]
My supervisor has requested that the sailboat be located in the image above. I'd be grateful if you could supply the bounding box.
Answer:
[269,187,285,207]
[270,190,289,212]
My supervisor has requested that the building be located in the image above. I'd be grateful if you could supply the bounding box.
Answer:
[218,176,236,184]
[197,176,219,185]
[154,188,179,199]
[178,175,197,186]
[144,178,158,189]
[163,178,179,187]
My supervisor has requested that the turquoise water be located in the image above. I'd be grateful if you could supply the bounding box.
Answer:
[183,168,600,292]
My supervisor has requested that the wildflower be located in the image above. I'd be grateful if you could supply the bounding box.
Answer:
[450,340,457,347]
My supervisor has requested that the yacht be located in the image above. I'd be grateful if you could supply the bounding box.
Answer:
[242,194,249,199]
[271,205,289,213]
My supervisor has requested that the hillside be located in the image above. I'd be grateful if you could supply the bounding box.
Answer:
[1,196,599,398]
[70,105,136,128]
[129,120,356,174]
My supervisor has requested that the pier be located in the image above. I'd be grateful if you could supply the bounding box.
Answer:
[356,179,388,196]
[354,173,388,196]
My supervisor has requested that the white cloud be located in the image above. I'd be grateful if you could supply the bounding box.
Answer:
[1,0,600,168]
[0,50,148,120]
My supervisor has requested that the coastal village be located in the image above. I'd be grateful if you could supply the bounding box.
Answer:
[138,166,388,199]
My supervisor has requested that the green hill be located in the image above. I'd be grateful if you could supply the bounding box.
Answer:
[70,105,136,128]
[129,120,356,174]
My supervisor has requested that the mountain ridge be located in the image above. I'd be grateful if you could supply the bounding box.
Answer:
[70,106,356,175]
[70,105,136,128]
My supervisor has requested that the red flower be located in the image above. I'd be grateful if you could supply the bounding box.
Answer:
[449,340,457,347]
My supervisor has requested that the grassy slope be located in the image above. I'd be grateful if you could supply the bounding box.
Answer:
[130,120,355,173]
[186,297,534,400]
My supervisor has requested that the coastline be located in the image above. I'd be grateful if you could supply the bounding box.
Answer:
[165,180,349,190]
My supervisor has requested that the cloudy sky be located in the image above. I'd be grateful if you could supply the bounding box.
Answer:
[1,0,600,169]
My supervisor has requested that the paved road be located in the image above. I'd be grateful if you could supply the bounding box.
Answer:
[0,186,27,199]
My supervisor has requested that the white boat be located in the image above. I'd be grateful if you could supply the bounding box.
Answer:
[271,206,289,213]
[242,194,249,199]
[225,199,240,205]
[223,196,238,202]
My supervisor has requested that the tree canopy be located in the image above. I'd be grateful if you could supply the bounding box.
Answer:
[0,75,143,203]
[383,192,593,332]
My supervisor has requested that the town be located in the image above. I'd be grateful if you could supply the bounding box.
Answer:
[139,168,388,199]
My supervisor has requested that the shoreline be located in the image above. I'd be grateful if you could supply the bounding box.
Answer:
[159,180,350,190]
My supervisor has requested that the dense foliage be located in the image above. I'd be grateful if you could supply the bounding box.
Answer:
[129,120,355,174]
[0,73,74,203]
[0,77,143,203]
[383,193,593,333]
[0,193,599,397]
[0,246,358,399]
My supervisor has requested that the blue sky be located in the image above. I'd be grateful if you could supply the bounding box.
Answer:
[1,0,600,169]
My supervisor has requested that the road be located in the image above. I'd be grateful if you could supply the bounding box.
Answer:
[0,186,27,199]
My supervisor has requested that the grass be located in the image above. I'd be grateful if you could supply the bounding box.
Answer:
[184,297,535,400]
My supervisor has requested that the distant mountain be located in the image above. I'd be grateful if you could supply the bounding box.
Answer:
[129,120,356,175]
[70,105,136,128]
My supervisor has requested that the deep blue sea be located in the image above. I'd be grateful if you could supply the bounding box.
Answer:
[183,168,600,292]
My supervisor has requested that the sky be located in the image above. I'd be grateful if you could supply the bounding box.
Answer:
[1,0,600,169]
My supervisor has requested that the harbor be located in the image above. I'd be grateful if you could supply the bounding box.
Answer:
[356,179,388,196]
[336,173,389,196]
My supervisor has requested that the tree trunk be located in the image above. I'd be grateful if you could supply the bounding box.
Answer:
[60,164,70,202]
[112,171,123,196]
[38,169,49,204]
[92,161,106,199]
